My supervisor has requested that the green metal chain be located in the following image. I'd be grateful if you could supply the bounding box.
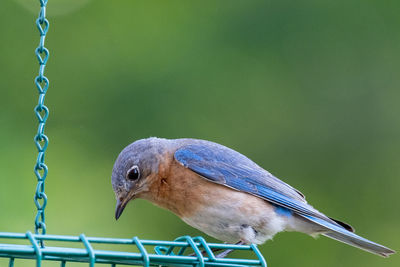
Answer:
[33,0,50,239]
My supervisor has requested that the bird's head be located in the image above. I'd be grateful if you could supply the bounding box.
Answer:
[111,138,167,220]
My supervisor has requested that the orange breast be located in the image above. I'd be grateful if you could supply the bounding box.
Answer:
[137,150,231,218]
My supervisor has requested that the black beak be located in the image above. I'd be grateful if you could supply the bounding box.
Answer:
[115,198,127,220]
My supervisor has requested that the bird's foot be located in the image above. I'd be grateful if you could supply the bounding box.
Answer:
[189,241,244,259]
[188,247,222,257]
[215,248,234,258]
[215,241,244,258]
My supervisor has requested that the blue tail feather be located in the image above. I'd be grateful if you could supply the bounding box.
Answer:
[301,214,395,257]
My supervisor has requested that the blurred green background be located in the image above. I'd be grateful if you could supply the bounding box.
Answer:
[0,0,399,266]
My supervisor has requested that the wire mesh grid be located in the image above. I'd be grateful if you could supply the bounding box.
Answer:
[0,232,267,267]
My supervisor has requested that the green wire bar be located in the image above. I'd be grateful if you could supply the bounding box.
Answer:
[0,232,267,267]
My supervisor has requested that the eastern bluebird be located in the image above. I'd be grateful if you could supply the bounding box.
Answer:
[112,137,395,257]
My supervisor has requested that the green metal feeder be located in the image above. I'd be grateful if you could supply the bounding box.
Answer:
[0,1,267,266]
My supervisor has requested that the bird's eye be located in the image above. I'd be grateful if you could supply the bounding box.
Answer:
[126,165,140,181]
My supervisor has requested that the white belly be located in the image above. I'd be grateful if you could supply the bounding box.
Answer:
[181,189,288,244]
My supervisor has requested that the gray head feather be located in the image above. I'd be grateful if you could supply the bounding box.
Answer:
[111,137,169,197]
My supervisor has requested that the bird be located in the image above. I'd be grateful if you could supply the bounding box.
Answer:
[111,137,395,257]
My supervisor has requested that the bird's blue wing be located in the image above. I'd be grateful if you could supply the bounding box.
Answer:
[174,142,327,220]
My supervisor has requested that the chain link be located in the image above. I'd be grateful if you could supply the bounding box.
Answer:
[34,0,50,241]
